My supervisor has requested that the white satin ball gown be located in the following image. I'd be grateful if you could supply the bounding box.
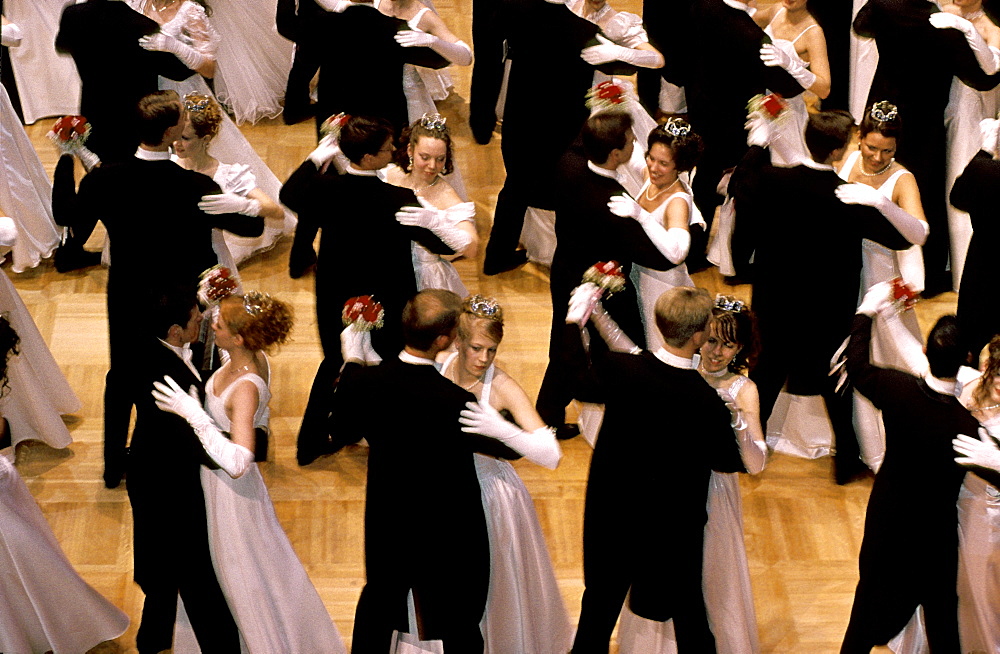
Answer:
[617,374,763,654]
[130,0,297,264]
[0,455,129,652]
[173,360,345,653]
[394,355,573,654]
[763,9,814,167]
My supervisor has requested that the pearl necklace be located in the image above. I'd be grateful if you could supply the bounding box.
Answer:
[857,158,894,177]
[963,9,985,21]
[644,177,680,202]
[460,376,482,391]
[413,174,440,195]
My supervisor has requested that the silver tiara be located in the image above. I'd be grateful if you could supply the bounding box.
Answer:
[420,112,447,132]
[661,117,691,138]
[467,295,502,321]
[714,294,745,313]
[869,100,898,124]
[243,290,269,317]
[183,93,211,112]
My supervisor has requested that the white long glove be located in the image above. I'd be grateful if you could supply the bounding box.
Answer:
[138,32,206,72]
[395,205,473,252]
[608,194,690,264]
[760,43,817,89]
[308,133,342,168]
[199,193,262,217]
[581,34,662,68]
[566,282,602,326]
[716,387,767,474]
[930,12,1000,74]
[954,428,1000,472]
[152,376,254,478]
[980,118,1000,156]
[590,302,641,354]
[395,30,472,66]
[835,183,928,245]
[341,325,371,365]
[856,280,895,318]
[1,22,23,47]
[459,401,562,469]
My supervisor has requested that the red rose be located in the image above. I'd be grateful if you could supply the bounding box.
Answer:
[761,94,785,119]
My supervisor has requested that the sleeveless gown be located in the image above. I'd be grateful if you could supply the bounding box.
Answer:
[173,362,345,653]
[394,355,572,654]
[411,197,475,296]
[617,375,761,654]
[763,11,815,166]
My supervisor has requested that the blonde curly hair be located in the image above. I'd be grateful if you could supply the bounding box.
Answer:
[219,292,293,352]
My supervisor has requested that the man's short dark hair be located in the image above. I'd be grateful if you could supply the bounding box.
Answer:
[926,315,966,379]
[401,289,463,351]
[137,90,182,146]
[581,112,633,164]
[805,109,855,164]
[150,286,198,340]
[339,115,394,165]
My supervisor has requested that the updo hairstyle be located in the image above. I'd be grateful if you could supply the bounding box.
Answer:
[457,295,504,344]
[710,297,759,374]
[184,93,223,140]
[647,118,704,172]
[860,100,902,141]
[395,113,455,175]
[219,292,293,352]
[973,335,1000,410]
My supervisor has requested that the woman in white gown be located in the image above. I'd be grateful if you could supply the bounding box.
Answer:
[618,297,767,654]
[382,114,476,296]
[396,295,570,654]
[132,0,297,263]
[0,317,129,653]
[173,93,286,284]
[608,118,705,352]
[154,292,345,653]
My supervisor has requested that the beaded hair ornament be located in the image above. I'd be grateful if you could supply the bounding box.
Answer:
[243,290,270,317]
[183,93,212,113]
[869,100,898,124]
[466,295,504,322]
[420,112,448,132]
[714,294,746,313]
[659,117,692,138]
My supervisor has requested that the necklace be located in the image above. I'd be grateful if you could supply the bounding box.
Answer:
[413,174,440,194]
[963,9,985,21]
[460,376,482,391]
[644,177,680,202]
[857,158,894,177]
[975,402,1000,412]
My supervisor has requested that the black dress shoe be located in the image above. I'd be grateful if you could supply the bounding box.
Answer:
[555,423,580,440]
[54,249,102,273]
[483,250,528,276]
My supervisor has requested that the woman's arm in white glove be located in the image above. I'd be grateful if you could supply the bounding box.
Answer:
[725,381,767,474]
[152,376,256,478]
[459,381,562,469]
[581,34,664,68]
[608,193,690,264]
[930,12,1000,74]
[835,180,928,246]
[397,11,472,65]
[589,302,641,354]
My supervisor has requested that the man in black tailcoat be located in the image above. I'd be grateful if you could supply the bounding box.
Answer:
[281,115,458,464]
[52,91,263,488]
[732,110,911,483]
[841,288,979,653]
[128,291,240,653]
[854,0,1000,295]
[331,289,521,652]
[55,0,193,165]
[536,111,674,431]
[685,0,803,271]
[565,285,745,652]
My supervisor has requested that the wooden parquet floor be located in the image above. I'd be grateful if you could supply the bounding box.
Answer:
[6,2,954,650]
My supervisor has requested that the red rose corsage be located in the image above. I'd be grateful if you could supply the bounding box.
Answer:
[47,115,92,147]
[586,81,627,114]
[890,277,919,313]
[747,93,787,121]
[320,112,351,140]
[342,295,385,331]
[197,265,239,306]
[582,260,627,298]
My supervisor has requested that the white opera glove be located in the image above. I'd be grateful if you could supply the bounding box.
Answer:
[363,336,382,366]
[395,206,472,252]
[395,30,472,65]
[341,325,370,365]
[395,29,437,48]
[760,43,817,89]
[152,376,253,478]
[316,0,352,11]
[590,302,641,354]
[1,22,23,48]
[459,401,562,469]
[308,134,341,168]
[566,282,601,326]
[581,34,662,68]
[745,110,774,148]
[198,193,262,217]
[954,428,1000,472]
[75,145,101,172]
[716,387,767,474]
[856,280,895,318]
[607,193,643,220]
[980,118,1000,156]
[138,33,206,72]
[930,12,999,74]
[835,183,928,245]
[610,194,690,264]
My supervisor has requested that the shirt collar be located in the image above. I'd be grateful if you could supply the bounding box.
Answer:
[801,159,834,171]
[587,160,621,181]
[722,0,750,13]
[158,339,201,381]
[924,372,961,398]
[399,350,442,371]
[653,347,700,370]
[346,164,379,177]
[135,147,172,161]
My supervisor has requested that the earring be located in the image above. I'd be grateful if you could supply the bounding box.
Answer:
[408,154,414,170]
